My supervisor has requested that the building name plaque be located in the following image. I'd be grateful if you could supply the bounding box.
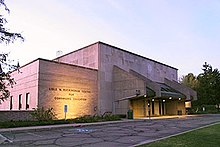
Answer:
[49,88,91,93]
[54,97,86,101]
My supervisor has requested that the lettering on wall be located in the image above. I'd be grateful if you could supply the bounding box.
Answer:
[49,87,91,101]
[49,88,91,93]
[54,97,86,101]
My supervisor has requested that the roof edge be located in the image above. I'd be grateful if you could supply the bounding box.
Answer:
[54,41,178,70]
[98,41,178,70]
[11,58,98,74]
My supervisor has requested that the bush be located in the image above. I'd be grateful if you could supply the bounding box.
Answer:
[0,114,122,128]
[72,114,121,123]
[31,107,57,121]
[102,114,120,121]
[116,114,127,118]
[189,104,220,114]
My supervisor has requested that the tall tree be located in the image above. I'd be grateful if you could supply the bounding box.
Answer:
[0,0,24,100]
[197,62,220,105]
[180,73,198,90]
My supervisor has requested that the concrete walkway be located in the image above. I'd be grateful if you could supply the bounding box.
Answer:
[0,114,220,146]
[0,115,193,133]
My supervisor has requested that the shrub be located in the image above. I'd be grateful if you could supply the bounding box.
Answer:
[189,104,220,114]
[116,114,127,118]
[31,107,57,121]
[73,114,121,123]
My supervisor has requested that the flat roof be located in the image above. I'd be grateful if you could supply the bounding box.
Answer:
[10,58,98,74]
[54,41,178,70]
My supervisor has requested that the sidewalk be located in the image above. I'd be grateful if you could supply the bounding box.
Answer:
[0,115,193,133]
[0,119,142,133]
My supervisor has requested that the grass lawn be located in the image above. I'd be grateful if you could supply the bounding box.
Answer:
[141,122,220,147]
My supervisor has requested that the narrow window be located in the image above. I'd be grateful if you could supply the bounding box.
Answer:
[159,100,162,115]
[26,93,30,110]
[19,94,22,110]
[152,101,155,115]
[10,96,13,110]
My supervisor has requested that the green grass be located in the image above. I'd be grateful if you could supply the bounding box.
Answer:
[141,123,220,147]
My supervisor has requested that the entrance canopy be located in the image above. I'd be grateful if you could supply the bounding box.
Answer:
[159,83,186,99]
[113,66,197,102]
[115,83,187,102]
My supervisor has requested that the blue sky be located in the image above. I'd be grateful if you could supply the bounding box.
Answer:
[1,0,220,78]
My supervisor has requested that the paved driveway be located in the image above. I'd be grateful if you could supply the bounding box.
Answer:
[0,114,220,147]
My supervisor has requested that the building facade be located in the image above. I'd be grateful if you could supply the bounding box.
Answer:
[0,42,197,119]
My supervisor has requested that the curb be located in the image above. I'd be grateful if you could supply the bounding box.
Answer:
[0,119,144,133]
[0,115,197,133]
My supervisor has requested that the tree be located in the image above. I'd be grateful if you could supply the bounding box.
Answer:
[197,62,220,105]
[0,0,24,100]
[180,73,198,90]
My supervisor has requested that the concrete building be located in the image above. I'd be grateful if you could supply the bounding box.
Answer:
[0,42,197,119]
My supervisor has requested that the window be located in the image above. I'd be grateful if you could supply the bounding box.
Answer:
[151,101,155,115]
[26,93,30,110]
[19,94,22,110]
[10,96,13,110]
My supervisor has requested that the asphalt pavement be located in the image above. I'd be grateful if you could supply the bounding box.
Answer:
[0,114,220,147]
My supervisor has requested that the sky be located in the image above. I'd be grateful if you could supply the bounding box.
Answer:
[1,0,220,78]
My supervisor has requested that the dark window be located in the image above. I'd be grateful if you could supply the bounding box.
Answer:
[152,101,155,115]
[162,101,165,115]
[19,94,22,110]
[10,96,13,110]
[159,100,161,115]
[26,93,30,110]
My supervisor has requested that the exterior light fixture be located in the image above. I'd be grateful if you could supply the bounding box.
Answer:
[152,99,155,101]
[179,98,181,100]
[169,97,172,100]
[163,99,165,102]
[144,94,147,97]
[136,90,141,96]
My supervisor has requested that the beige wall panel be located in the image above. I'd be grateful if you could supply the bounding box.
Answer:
[113,66,146,115]
[54,43,99,69]
[38,60,98,119]
[154,101,160,116]
[132,99,145,118]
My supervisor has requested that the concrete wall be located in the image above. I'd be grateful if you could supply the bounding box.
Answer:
[0,111,33,122]
[38,59,98,119]
[113,66,146,114]
[54,43,99,69]
[0,60,39,111]
[166,100,186,115]
[154,101,160,116]
[99,43,178,114]
[131,99,145,118]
